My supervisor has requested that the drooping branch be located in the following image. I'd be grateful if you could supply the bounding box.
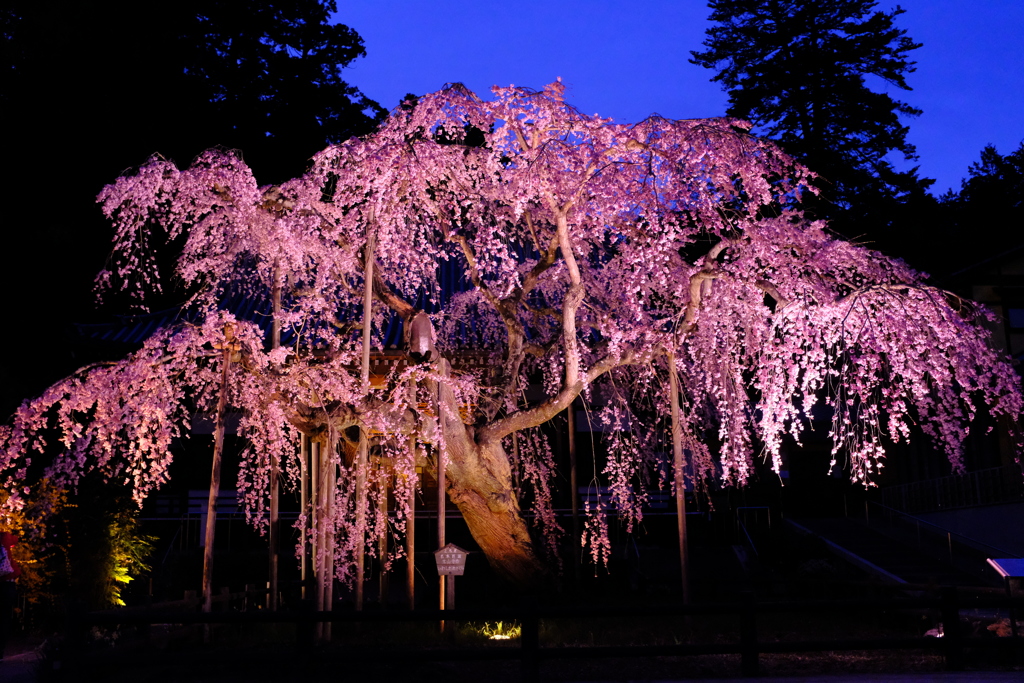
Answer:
[516,229,560,303]
[371,258,415,321]
[455,225,562,418]
[679,240,729,334]
[754,279,790,308]
[552,209,586,390]
[478,346,641,444]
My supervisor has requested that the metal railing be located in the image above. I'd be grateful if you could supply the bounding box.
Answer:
[868,500,1021,560]
[865,500,1020,587]
[880,464,1024,514]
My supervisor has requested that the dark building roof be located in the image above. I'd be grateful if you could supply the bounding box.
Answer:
[72,260,475,355]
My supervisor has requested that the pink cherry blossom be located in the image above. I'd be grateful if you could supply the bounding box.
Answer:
[1,81,1020,583]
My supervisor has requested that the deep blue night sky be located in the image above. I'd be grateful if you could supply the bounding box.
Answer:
[334,0,1024,196]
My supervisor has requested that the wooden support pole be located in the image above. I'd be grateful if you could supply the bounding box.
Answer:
[436,362,447,616]
[268,264,282,611]
[406,453,416,610]
[568,405,580,582]
[407,379,417,611]
[379,473,389,605]
[202,324,235,641]
[355,225,375,612]
[667,348,691,604]
[324,437,336,641]
[438,455,446,614]
[355,434,368,612]
[299,433,309,600]
[312,439,323,642]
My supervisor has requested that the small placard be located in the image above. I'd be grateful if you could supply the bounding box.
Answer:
[434,543,469,576]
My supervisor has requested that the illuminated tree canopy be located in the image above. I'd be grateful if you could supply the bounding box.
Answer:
[2,82,1020,586]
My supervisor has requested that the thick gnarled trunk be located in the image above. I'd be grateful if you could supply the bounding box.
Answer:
[430,364,544,587]
[442,436,543,586]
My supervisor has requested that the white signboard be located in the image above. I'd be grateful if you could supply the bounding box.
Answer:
[434,543,469,576]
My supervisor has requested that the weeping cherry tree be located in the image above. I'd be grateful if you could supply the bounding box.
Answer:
[1,81,1021,588]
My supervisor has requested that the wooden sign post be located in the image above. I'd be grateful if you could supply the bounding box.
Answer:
[434,543,468,611]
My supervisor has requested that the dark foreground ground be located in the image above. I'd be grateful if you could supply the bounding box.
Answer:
[8,501,1022,682]
[3,641,1023,683]
[3,617,1020,683]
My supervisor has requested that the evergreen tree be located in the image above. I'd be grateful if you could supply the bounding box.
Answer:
[0,1,385,415]
[955,143,1024,223]
[2,0,384,183]
[937,143,1024,274]
[690,0,929,229]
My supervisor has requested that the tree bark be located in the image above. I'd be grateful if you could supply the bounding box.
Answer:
[429,364,543,586]
[445,438,543,586]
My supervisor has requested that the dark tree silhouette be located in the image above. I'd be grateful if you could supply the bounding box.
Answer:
[2,0,383,182]
[936,143,1024,273]
[0,1,384,415]
[690,0,930,230]
[953,143,1024,224]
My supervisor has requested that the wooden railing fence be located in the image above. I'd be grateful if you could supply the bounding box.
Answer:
[70,588,1023,681]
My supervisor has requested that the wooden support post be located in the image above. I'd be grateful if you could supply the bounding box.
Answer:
[437,378,447,617]
[437,456,447,630]
[1005,576,1020,642]
[355,434,368,612]
[355,224,375,612]
[568,405,580,582]
[300,433,309,600]
[379,473,389,605]
[202,325,235,619]
[324,437,336,642]
[438,468,446,616]
[667,349,690,603]
[268,458,279,611]
[406,435,416,611]
[268,264,282,611]
[312,439,323,642]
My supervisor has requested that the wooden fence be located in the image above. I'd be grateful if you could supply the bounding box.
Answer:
[70,588,1023,681]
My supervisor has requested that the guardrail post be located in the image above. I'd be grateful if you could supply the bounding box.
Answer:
[740,590,758,677]
[941,587,963,670]
[520,596,539,683]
